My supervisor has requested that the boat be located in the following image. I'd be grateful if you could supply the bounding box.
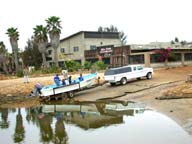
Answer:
[39,72,97,99]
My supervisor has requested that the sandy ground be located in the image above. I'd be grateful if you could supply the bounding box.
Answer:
[1,66,192,134]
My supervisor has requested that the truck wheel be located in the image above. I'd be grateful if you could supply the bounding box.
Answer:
[120,77,127,85]
[68,91,74,98]
[110,83,116,86]
[146,72,152,79]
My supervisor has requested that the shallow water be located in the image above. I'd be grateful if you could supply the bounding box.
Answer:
[0,101,192,144]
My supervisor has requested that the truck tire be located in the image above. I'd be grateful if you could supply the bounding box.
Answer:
[120,77,127,85]
[146,72,152,79]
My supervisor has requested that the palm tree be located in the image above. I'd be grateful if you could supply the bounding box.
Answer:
[6,27,19,71]
[33,25,48,67]
[0,41,8,74]
[46,16,62,67]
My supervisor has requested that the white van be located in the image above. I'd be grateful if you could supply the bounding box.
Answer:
[104,65,153,85]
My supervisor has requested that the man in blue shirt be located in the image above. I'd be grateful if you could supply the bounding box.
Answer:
[54,74,61,86]
[79,73,84,81]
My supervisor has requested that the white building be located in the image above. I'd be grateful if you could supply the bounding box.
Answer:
[130,41,192,50]
[46,31,122,67]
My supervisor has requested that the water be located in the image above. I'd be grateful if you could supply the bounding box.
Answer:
[0,101,192,144]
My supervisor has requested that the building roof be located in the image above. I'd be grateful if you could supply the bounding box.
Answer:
[60,31,120,42]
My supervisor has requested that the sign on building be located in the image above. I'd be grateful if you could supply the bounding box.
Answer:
[97,45,114,57]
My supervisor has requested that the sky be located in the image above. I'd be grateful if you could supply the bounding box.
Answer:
[1,0,192,52]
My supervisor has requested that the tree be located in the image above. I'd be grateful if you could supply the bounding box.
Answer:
[119,31,127,45]
[0,41,8,74]
[97,25,127,45]
[33,25,48,67]
[22,37,42,68]
[175,37,179,43]
[46,16,62,67]
[98,26,103,32]
[180,40,187,46]
[171,40,175,45]
[6,27,19,71]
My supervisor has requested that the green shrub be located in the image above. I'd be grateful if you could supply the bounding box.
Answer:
[41,66,62,74]
[83,61,92,70]
[94,61,107,70]
[16,69,24,77]
[65,60,82,72]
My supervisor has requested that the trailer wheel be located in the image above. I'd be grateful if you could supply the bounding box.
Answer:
[68,91,74,98]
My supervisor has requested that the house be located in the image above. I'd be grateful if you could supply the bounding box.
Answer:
[46,31,122,67]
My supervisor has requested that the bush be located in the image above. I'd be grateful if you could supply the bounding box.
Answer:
[41,66,62,74]
[94,61,107,70]
[65,60,82,72]
[16,69,24,77]
[83,61,92,70]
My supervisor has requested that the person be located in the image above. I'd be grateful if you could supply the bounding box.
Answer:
[68,75,72,84]
[79,73,84,81]
[62,78,69,86]
[23,67,29,83]
[61,69,68,79]
[54,74,61,86]
[30,82,43,97]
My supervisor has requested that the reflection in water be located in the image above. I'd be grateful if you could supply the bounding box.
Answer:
[0,108,9,128]
[39,113,53,143]
[14,108,25,143]
[54,113,68,144]
[0,100,192,144]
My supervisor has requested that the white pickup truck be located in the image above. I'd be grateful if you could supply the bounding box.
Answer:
[104,65,153,85]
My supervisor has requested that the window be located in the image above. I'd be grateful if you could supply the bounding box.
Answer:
[104,67,131,75]
[60,48,65,53]
[137,66,143,70]
[48,50,52,55]
[185,53,192,61]
[74,46,79,52]
[129,55,144,64]
[118,67,131,73]
[90,45,97,50]
[104,69,116,75]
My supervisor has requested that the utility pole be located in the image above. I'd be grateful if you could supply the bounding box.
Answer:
[121,42,124,67]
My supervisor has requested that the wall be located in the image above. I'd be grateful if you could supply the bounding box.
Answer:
[84,38,121,50]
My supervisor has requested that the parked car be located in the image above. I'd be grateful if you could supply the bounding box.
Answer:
[104,65,153,86]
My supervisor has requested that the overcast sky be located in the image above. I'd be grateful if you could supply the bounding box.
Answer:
[1,0,192,52]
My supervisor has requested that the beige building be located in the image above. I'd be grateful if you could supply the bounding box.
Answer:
[46,31,122,67]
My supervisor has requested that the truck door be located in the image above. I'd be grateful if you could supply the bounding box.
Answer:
[137,65,144,77]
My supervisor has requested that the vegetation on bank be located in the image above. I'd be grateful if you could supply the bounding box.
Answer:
[12,60,107,77]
